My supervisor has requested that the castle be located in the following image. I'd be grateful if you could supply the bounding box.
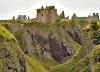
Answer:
[36,6,58,23]
[72,13,99,23]
[11,6,66,24]
[36,6,99,23]
[10,6,99,24]
[16,15,30,21]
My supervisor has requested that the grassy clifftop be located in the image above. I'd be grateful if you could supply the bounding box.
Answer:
[0,25,17,41]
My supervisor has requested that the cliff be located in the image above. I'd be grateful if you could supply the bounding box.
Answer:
[0,23,56,72]
[0,25,25,72]
[1,20,100,72]
[5,22,76,63]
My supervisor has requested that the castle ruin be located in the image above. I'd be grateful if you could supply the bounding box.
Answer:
[17,15,28,21]
[72,13,99,23]
[10,6,99,24]
[36,6,58,23]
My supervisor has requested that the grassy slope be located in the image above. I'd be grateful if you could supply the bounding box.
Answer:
[0,25,17,41]
[25,55,48,72]
[83,21,100,30]
[72,45,100,72]
[0,25,25,71]
[91,45,100,72]
[39,56,58,70]
[25,55,58,72]
[0,25,23,55]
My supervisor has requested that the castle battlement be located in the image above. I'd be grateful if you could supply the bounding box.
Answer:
[36,6,58,23]
[72,13,99,23]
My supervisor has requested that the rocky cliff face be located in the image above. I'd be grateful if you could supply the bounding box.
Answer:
[1,21,100,72]
[0,25,26,72]
[5,23,75,63]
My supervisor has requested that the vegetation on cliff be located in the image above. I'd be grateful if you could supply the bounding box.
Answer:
[0,19,100,72]
[0,25,58,72]
[0,25,25,72]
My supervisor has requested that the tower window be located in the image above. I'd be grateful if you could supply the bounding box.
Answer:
[42,14,43,16]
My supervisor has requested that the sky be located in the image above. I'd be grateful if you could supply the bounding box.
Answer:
[0,0,100,19]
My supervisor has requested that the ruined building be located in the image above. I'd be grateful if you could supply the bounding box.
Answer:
[11,6,66,24]
[36,6,58,23]
[59,11,65,19]
[72,13,99,23]
[17,15,28,21]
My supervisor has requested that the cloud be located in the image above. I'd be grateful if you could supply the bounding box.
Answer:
[0,0,39,19]
[0,0,100,19]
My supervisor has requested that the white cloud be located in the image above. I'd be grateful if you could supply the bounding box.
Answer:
[0,0,100,19]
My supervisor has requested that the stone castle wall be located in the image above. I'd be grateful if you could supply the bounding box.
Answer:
[36,6,58,23]
[5,24,24,34]
[72,13,99,23]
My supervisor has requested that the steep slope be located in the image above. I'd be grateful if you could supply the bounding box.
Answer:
[49,45,100,72]
[49,21,100,72]
[25,54,58,72]
[2,20,100,72]
[10,22,75,63]
[72,45,100,72]
[0,24,56,72]
[0,25,25,72]
[49,34,81,72]
[25,55,47,72]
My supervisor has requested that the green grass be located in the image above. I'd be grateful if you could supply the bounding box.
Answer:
[25,55,48,72]
[0,25,17,42]
[39,56,58,70]
[72,44,100,72]
[0,25,26,71]
[0,59,3,70]
[0,25,24,55]
[25,55,59,72]
[92,62,100,72]
[83,21,100,30]
[26,62,36,72]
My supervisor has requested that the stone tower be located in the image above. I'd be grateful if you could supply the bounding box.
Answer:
[59,11,65,19]
[92,13,99,20]
[12,16,15,21]
[12,16,16,23]
[17,15,27,21]
[72,13,77,20]
[36,6,58,23]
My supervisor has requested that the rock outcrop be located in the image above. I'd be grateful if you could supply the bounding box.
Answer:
[5,23,75,62]
[1,20,100,72]
[0,25,26,72]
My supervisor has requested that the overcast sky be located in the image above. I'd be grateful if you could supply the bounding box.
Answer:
[0,0,100,19]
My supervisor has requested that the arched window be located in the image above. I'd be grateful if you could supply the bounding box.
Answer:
[42,14,43,16]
